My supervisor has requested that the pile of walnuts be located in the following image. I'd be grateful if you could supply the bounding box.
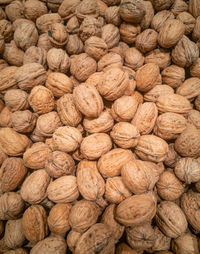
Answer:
[1,0,200,253]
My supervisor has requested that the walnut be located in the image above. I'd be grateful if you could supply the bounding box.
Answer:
[125,47,144,71]
[97,52,123,71]
[66,16,80,34]
[36,13,62,33]
[190,58,200,78]
[37,33,53,52]
[187,109,200,129]
[140,0,154,30]
[75,0,100,21]
[0,157,27,193]
[67,230,81,252]
[170,0,188,16]
[109,42,129,60]
[5,1,24,22]
[188,0,200,18]
[161,64,185,88]
[177,77,200,100]
[58,0,80,20]
[119,22,141,45]
[164,143,180,168]
[177,11,195,35]
[151,10,175,33]
[105,6,120,26]
[22,205,48,243]
[4,89,29,112]
[0,107,12,128]
[47,0,65,13]
[48,203,71,235]
[0,20,13,42]
[0,66,18,94]
[3,41,24,67]
[145,48,171,70]
[0,146,7,167]
[66,34,83,55]
[151,0,174,11]
[23,46,47,68]
[20,169,51,204]
[48,23,69,48]
[101,24,120,49]
[47,48,70,73]
[24,0,48,22]
[136,29,158,54]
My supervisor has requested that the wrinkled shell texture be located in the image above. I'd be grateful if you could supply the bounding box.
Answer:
[1,0,200,253]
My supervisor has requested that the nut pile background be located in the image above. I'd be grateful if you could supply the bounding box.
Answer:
[1,0,200,253]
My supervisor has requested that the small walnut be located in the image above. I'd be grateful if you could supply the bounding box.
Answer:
[172,35,199,67]
[22,205,48,243]
[170,0,188,16]
[24,0,48,22]
[47,175,79,203]
[75,0,100,21]
[115,192,157,226]
[109,42,129,60]
[0,66,18,94]
[105,6,120,26]
[0,20,13,42]
[177,11,195,35]
[151,10,175,32]
[58,0,80,20]
[151,0,174,11]
[4,89,29,112]
[145,48,171,70]
[48,23,69,48]
[3,40,24,67]
[66,34,83,55]
[10,110,37,133]
[0,127,31,156]
[36,13,62,33]
[136,29,158,54]
[97,52,123,71]
[0,192,24,220]
[101,24,120,49]
[125,47,144,71]
[84,36,107,61]
[190,58,200,78]
[120,23,141,45]
[141,0,154,30]
[0,107,12,127]
[66,16,79,34]
[5,1,24,22]
[189,0,200,18]
[28,85,55,115]
[161,64,185,88]
[48,203,71,235]
[131,102,158,135]
[37,33,53,52]
[20,169,51,204]
[47,48,70,73]
[67,230,81,253]
[23,46,47,67]
[156,201,188,238]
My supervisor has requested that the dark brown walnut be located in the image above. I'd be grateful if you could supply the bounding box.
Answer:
[181,191,200,232]
[23,46,47,67]
[177,11,195,35]
[0,192,24,220]
[151,10,175,33]
[0,66,18,94]
[115,192,157,227]
[58,0,80,20]
[76,160,106,208]
[190,58,200,78]
[48,23,68,48]
[105,6,120,26]
[36,13,62,33]
[161,64,185,88]
[101,204,124,243]
[0,157,27,192]
[175,157,200,184]
[3,40,24,67]
[98,148,133,178]
[126,223,155,251]
[24,0,48,22]
[119,0,145,24]
[187,109,200,129]
[20,169,50,204]
[35,111,62,137]
[140,0,154,30]
[84,36,107,61]
[37,33,53,52]
[121,159,159,194]
[70,53,97,82]
[97,52,123,71]
[14,63,47,91]
[172,35,199,67]
[135,135,169,163]
[170,0,188,16]
[79,16,102,42]
[125,47,144,71]
[48,203,71,235]
[45,151,75,178]
[158,19,185,49]
[4,89,29,112]
[47,48,70,73]
[5,1,24,22]
[69,200,100,233]
[14,22,38,51]
[66,16,79,34]
[66,34,84,55]
[151,0,174,11]
[175,125,200,157]
[22,205,48,243]
[177,77,200,100]
[101,23,120,49]
[10,110,37,133]
[119,23,140,44]
[145,48,171,70]
[156,201,188,238]
[105,176,132,204]
[189,0,200,18]
[154,112,187,140]
[74,223,115,254]
[136,29,158,54]
[156,170,184,201]
[75,0,100,21]
[0,20,13,42]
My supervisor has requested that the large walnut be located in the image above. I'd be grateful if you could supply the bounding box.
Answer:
[24,0,48,22]
[102,24,120,49]
[161,64,185,88]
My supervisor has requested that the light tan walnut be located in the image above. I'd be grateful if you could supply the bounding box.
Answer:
[177,77,200,100]
[161,64,185,88]
[24,0,48,22]
[136,29,158,54]
[3,40,24,67]
[47,48,70,73]
[101,23,120,49]
[58,0,80,20]
[84,36,107,61]
[125,47,144,71]
[48,23,69,48]
[0,66,18,94]
[145,48,171,70]
[120,23,140,45]
[4,89,29,112]
[23,46,47,67]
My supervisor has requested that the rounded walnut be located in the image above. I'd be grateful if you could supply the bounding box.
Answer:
[48,203,71,235]
[84,36,107,61]
[177,77,200,100]
[136,29,158,54]
[161,64,185,88]
[23,46,47,67]
[47,48,70,73]
[115,192,157,227]
[36,13,62,33]
[58,0,80,20]
[125,47,144,71]
[189,0,200,18]
[120,23,140,45]
[67,230,81,253]
[105,6,120,26]
[151,10,175,33]
[164,143,180,168]
[4,89,29,112]
[22,205,48,243]
[145,48,171,70]
[170,0,188,16]
[0,157,27,193]
[190,58,200,78]
[47,175,79,203]
[156,201,188,238]
[24,0,48,22]
[187,109,200,129]
[75,0,100,21]
[0,20,13,43]
[177,11,195,35]
[0,107,11,127]
[151,0,174,11]
[98,52,123,71]
[37,33,53,52]
[0,66,18,94]
[20,169,50,204]
[66,34,83,55]
[5,1,24,22]
[48,23,68,48]
[3,40,24,67]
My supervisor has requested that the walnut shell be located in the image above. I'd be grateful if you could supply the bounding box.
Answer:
[177,77,200,100]
[20,169,50,204]
[5,1,24,22]
[145,48,171,70]
[3,41,24,67]
[48,203,71,235]
[125,47,144,71]
[105,6,120,26]
[58,0,80,20]
[80,133,112,160]
[101,24,120,49]
[136,29,157,54]
[23,46,47,67]
[0,20,13,42]
[74,223,114,254]
[47,175,79,203]
[73,83,103,118]
[0,107,11,127]
[0,66,18,94]
[97,52,123,71]
[36,13,62,33]
[47,23,68,48]
[121,159,159,194]
[30,235,67,254]
[22,205,48,243]
[190,58,200,78]
[170,0,188,16]
[57,94,82,127]
[0,157,27,192]
[154,112,187,140]
[69,200,100,233]
[67,230,81,253]
[151,0,174,11]
[115,192,157,227]
[0,127,31,156]
[37,33,53,52]
[151,10,175,33]
[4,89,29,112]
[0,147,7,167]
[24,0,48,22]
[66,34,83,55]
[172,35,199,67]
[135,135,168,163]
[156,201,188,238]
[84,36,107,61]
[156,94,192,114]
[98,148,134,178]
[131,102,158,135]
[45,151,75,178]
[187,109,200,129]
[189,0,200,18]
[47,48,70,73]
[0,192,24,220]
[119,23,140,45]
[161,64,185,88]
[164,143,180,168]
[177,11,195,35]
[75,0,100,21]
[109,42,129,60]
